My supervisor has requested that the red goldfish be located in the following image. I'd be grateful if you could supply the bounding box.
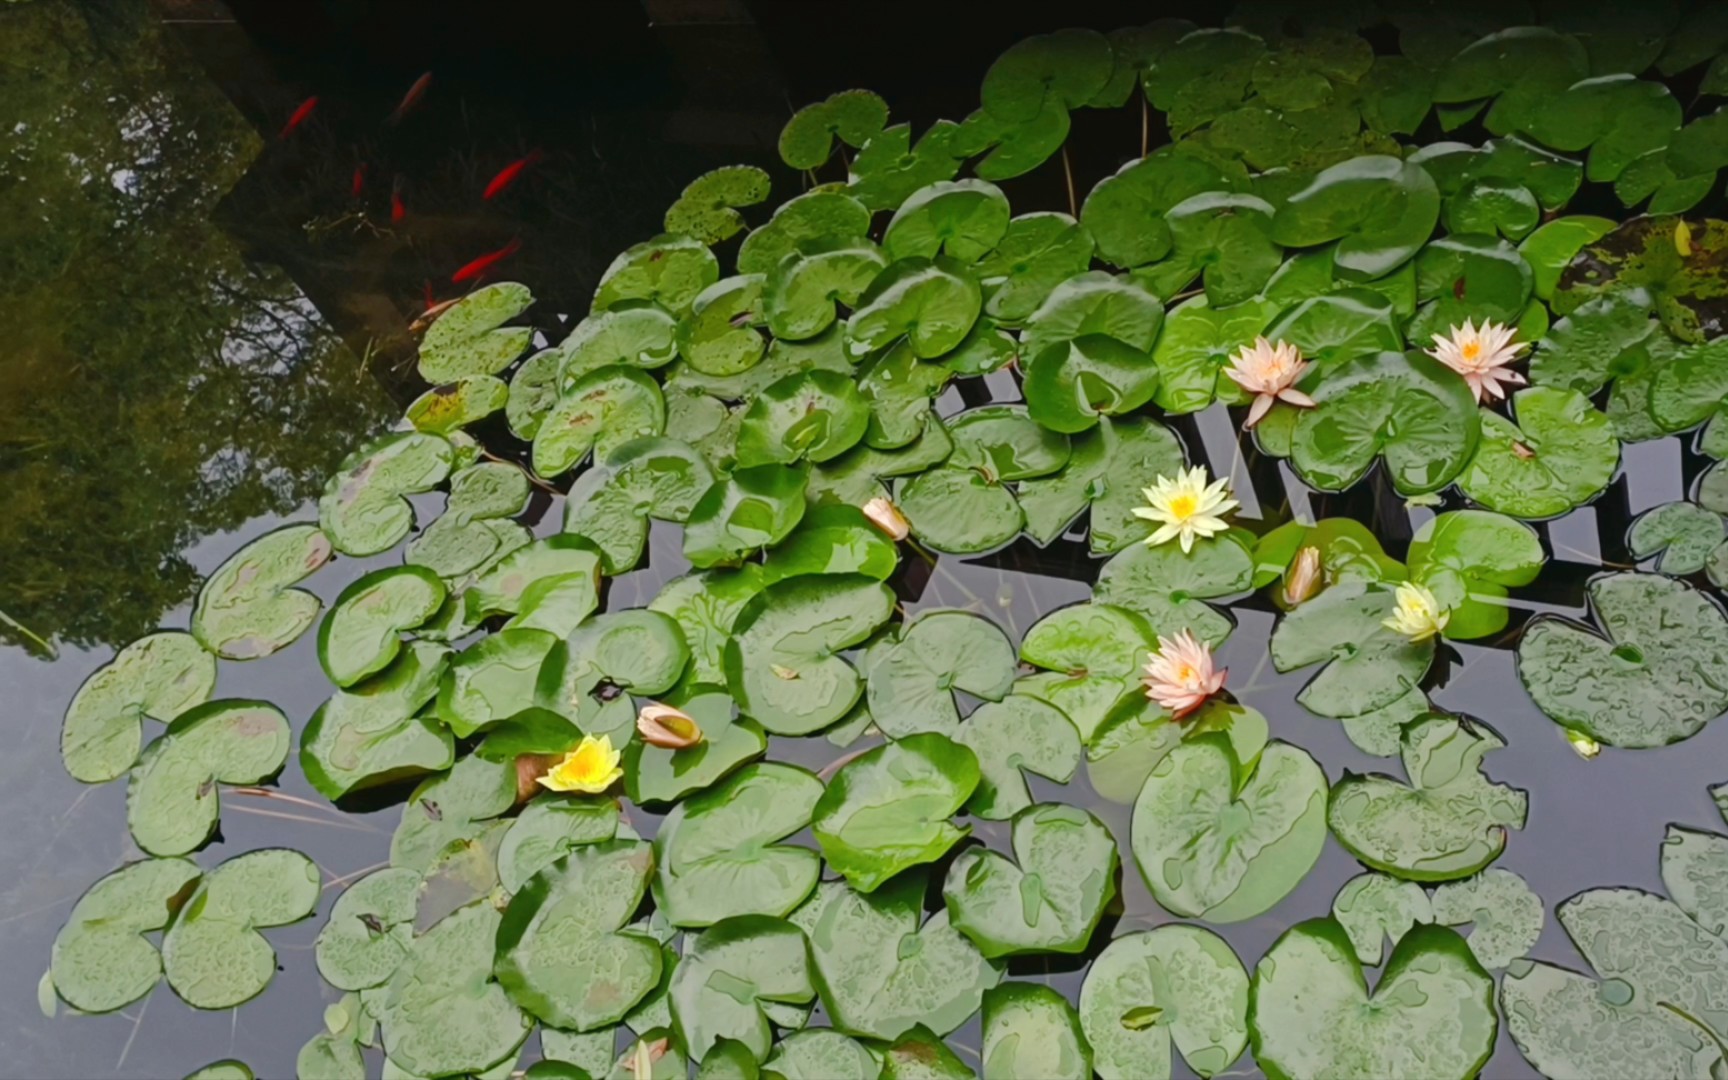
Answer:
[451,239,521,283]
[483,152,542,200]
[278,96,318,140]
[388,72,433,124]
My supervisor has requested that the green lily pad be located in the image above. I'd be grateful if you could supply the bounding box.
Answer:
[381,901,532,1078]
[1407,233,1534,342]
[1407,511,1544,640]
[1018,602,1157,742]
[945,803,1116,958]
[1329,715,1528,881]
[976,212,1095,322]
[1630,501,1727,574]
[765,240,889,342]
[556,303,680,382]
[735,370,869,468]
[1262,290,1403,369]
[536,611,689,742]
[1023,334,1161,434]
[563,437,715,575]
[301,641,453,800]
[389,753,517,872]
[50,857,200,1013]
[797,871,1001,1040]
[885,180,1011,263]
[809,411,955,505]
[192,524,333,660]
[62,631,216,784]
[1084,694,1184,805]
[1150,296,1279,413]
[779,89,889,170]
[1332,872,1434,967]
[653,763,823,928]
[761,504,898,583]
[1430,868,1544,969]
[1458,386,1619,518]
[419,282,535,382]
[811,733,980,893]
[1528,290,1660,394]
[857,340,954,450]
[865,611,1017,738]
[1094,533,1254,646]
[1555,215,1728,343]
[1131,733,1329,922]
[1020,272,1165,358]
[1081,149,1229,269]
[649,567,767,686]
[406,462,532,580]
[1136,192,1281,306]
[318,567,445,689]
[497,797,621,895]
[161,848,319,1009]
[1289,349,1480,495]
[738,190,873,276]
[665,166,771,245]
[1018,417,1186,554]
[1271,155,1441,279]
[953,695,1081,820]
[1444,178,1539,240]
[315,866,420,993]
[466,535,602,626]
[671,916,815,1063]
[724,574,894,736]
[594,234,719,318]
[762,1029,875,1080]
[407,375,509,435]
[1079,925,1249,1080]
[1517,571,1728,748]
[1251,517,1406,594]
[508,347,564,440]
[436,628,557,739]
[846,256,982,359]
[947,405,1070,481]
[678,276,766,377]
[683,464,809,569]
[1270,581,1435,719]
[533,366,666,478]
[878,1027,973,1080]
[980,983,1091,1080]
[981,27,1111,121]
[1250,920,1497,1080]
[624,689,766,807]
[1517,216,1617,300]
[127,699,290,856]
[1650,335,1728,432]
[320,433,453,557]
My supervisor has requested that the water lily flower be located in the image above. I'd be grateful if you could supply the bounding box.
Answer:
[1425,318,1528,403]
[1143,629,1227,720]
[1283,545,1323,607]
[637,703,703,750]
[538,734,624,793]
[862,496,910,540]
[1223,336,1314,427]
[1133,465,1239,553]
[1383,582,1449,642]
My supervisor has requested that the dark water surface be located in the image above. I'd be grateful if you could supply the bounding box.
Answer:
[5,2,1728,1077]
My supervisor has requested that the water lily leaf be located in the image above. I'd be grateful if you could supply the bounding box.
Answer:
[739,190,873,276]
[321,434,453,557]
[1329,714,1528,881]
[314,866,420,992]
[436,628,557,739]
[947,405,1069,481]
[1094,533,1254,646]
[556,303,680,383]
[878,1027,973,1080]
[1251,517,1406,592]
[735,370,869,469]
[855,342,953,450]
[865,611,1016,739]
[683,464,809,569]
[724,574,893,735]
[162,848,319,1009]
[1081,150,1230,269]
[1290,349,1480,495]
[884,180,1011,264]
[671,916,814,1063]
[624,689,765,807]
[979,983,1091,1080]
[1651,335,1728,432]
[677,275,766,378]
[1250,920,1497,1080]
[1270,581,1435,718]
[594,234,719,318]
[1018,603,1157,742]
[976,212,1094,323]
[564,437,715,575]
[192,524,333,660]
[419,282,534,382]
[407,375,509,435]
[1018,416,1186,553]
[536,611,689,742]
[1084,694,1183,805]
[496,797,620,896]
[1458,386,1619,518]
[1555,215,1728,343]
[1138,192,1280,306]
[1271,155,1441,279]
[763,504,898,583]
[945,803,1117,958]
[1430,868,1544,969]
[779,89,889,170]
[1444,178,1539,240]
[665,166,771,245]
[846,256,982,359]
[1517,571,1728,748]
[1150,296,1278,413]
[406,462,532,580]
[1630,501,1727,574]
[761,1029,874,1080]
[1332,872,1434,967]
[812,733,980,892]
[1528,289,1660,394]
[466,535,602,626]
[1142,26,1265,108]
[765,240,890,343]
[1079,925,1248,1080]
[1262,290,1403,368]
[127,699,289,856]
[1412,136,1583,213]
[649,567,767,686]
[1408,233,1534,342]
[1020,271,1165,358]
[954,695,1080,820]
[980,27,1111,121]
[1407,511,1544,640]
[381,901,531,1077]
[318,567,444,689]
[390,753,517,872]
[809,411,954,505]
[653,763,822,928]
[1131,733,1328,922]
[302,641,453,800]
[507,347,564,441]
[1023,334,1160,434]
[533,366,665,478]
[797,871,1001,1040]
[62,631,215,784]
[50,857,200,1013]
[1515,215,1616,302]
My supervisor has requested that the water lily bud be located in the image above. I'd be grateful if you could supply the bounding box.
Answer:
[1564,728,1602,760]
[637,703,703,749]
[1283,546,1323,606]
[862,496,910,541]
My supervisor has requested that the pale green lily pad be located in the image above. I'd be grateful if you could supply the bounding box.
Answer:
[953,695,1080,820]
[981,983,1091,1080]
[1137,192,1280,306]
[406,375,509,434]
[533,366,666,478]
[50,857,200,1013]
[594,234,719,317]
[466,534,602,624]
[1270,581,1434,719]
[1261,290,1403,368]
[1022,334,1161,434]
[419,283,535,383]
[318,566,445,688]
[389,753,517,872]
[320,434,453,557]
[1528,290,1659,394]
[1085,694,1182,805]
[301,641,452,800]
[648,567,767,686]
[739,190,872,276]
[1431,868,1544,969]
[1018,602,1157,742]
[1332,872,1434,967]
[1017,416,1186,554]
[1650,335,1728,433]
[162,848,319,1009]
[724,574,893,736]
[947,405,1069,481]
[1020,271,1165,358]
[497,797,621,895]
[1407,510,1544,640]
[671,916,814,1063]
[761,504,898,583]
[879,1028,973,1080]
[846,256,982,359]
[858,340,954,449]
[848,122,967,212]
[1251,517,1407,593]
[678,275,766,377]
[779,90,890,170]
[736,370,869,468]
[436,628,557,739]
[127,699,290,856]
[407,461,532,581]
[1150,296,1278,414]
[192,524,334,660]
[556,303,680,382]
[1271,155,1441,279]
[762,1029,875,1080]
[896,467,1022,555]
[885,180,1011,263]
[683,464,809,569]
[977,212,1095,322]
[624,689,766,807]
[1630,501,1727,574]
[564,437,715,575]
[765,240,889,342]
[1458,386,1619,518]
[945,803,1117,958]
[866,611,1016,738]
[1518,216,1617,300]
[981,26,1111,121]
[811,733,980,893]
[665,166,771,245]
[508,347,564,440]
[1078,925,1249,1080]
[1094,533,1254,646]
[314,866,420,992]
[536,611,689,742]
[381,901,532,1077]
[62,631,216,784]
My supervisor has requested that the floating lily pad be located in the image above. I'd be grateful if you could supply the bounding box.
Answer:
[1629,501,1727,574]
[508,348,565,440]
[62,632,216,784]
[467,535,602,624]
[1084,694,1185,805]
[314,867,420,992]
[406,462,532,580]
[1555,215,1728,343]
[677,275,767,377]
[1329,715,1528,881]
[436,628,557,739]
[419,282,535,383]
[858,340,954,449]
[301,641,452,800]
[1517,571,1728,747]
[724,574,893,736]
[945,803,1116,958]
[1650,335,1728,432]
[1251,517,1406,594]
[648,567,767,686]
[765,240,889,342]
[1458,386,1619,518]
[979,983,1091,1080]
[671,916,815,1063]
[1271,155,1441,279]
[1430,868,1544,969]
[735,370,869,468]
[321,433,453,557]
[1444,178,1539,240]
[846,256,982,359]
[1528,290,1660,394]
[318,567,444,689]
[683,464,809,569]
[761,504,898,583]
[389,753,517,872]
[1018,602,1157,742]
[739,190,873,276]
[981,27,1111,121]
[953,695,1080,820]
[1018,416,1186,554]
[1023,334,1161,434]
[976,212,1095,322]
[1517,216,1617,300]
[564,437,715,575]
[1262,290,1403,369]
[1270,581,1434,719]
[1079,925,1249,1080]
[127,699,290,856]
[665,166,771,245]
[594,235,719,317]
[536,611,689,742]
[811,733,980,892]
[1082,150,1229,269]
[1407,511,1544,640]
[382,901,532,1077]
[762,1029,875,1080]
[653,763,823,928]
[192,524,333,660]
[1150,296,1278,413]
[533,366,666,478]
[162,848,319,1009]
[624,689,765,807]
[407,375,509,434]
[779,90,889,170]
[556,303,680,382]
[947,405,1070,481]
[865,611,1016,738]
[878,1028,973,1080]
[1136,192,1280,306]
[1332,872,1434,967]
[496,797,621,895]
[1020,272,1165,358]
[1408,233,1534,342]
[885,180,1011,263]
[50,857,200,1013]
[1094,533,1254,646]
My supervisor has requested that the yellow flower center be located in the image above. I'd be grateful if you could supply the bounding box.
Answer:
[1167,493,1198,520]
[1175,664,1196,682]
[1461,340,1481,361]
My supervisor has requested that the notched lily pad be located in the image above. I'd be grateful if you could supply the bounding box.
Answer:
[1458,386,1619,518]
[381,900,531,1077]
[954,695,1081,820]
[1079,924,1248,1080]
[981,983,1092,1080]
[161,848,319,1009]
[301,641,452,800]
[594,234,719,317]
[50,857,201,1013]
[320,433,453,557]
[1270,581,1434,720]
[944,803,1117,958]
[318,566,445,688]
[865,610,1017,738]
[419,282,535,383]
[62,632,216,784]
[192,524,334,660]
[128,700,291,857]
[664,166,771,245]
[811,733,980,893]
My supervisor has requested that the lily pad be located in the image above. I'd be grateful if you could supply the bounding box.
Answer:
[1517,215,1617,300]
[1149,296,1279,413]
[865,611,1016,738]
[976,212,1095,322]
[1430,868,1544,969]
[320,434,453,557]
[653,763,823,927]
[953,695,1081,820]
[1270,581,1434,719]
[761,504,898,583]
[885,180,1011,263]
[467,535,602,625]
[536,611,689,742]
[1406,511,1544,640]
[1458,386,1620,518]
[735,370,869,468]
[945,803,1117,958]
[564,437,715,575]
[318,567,445,689]
[779,89,890,170]
[556,303,680,382]
[496,797,621,895]
[594,234,720,317]
[1270,155,1441,279]
[1094,533,1254,646]
[1136,192,1281,306]
[1022,334,1161,434]
[301,641,453,800]
[62,632,216,784]
[1078,925,1249,1080]
[1332,872,1434,967]
[858,340,954,449]
[161,848,319,1009]
[1081,150,1230,269]
[389,753,517,872]
[1020,271,1165,358]
[980,983,1092,1080]
[1517,571,1728,747]
[1017,416,1186,554]
[314,866,420,992]
[1251,517,1406,594]
[1650,335,1728,432]
[192,524,333,660]
[947,405,1070,481]
[419,283,535,383]
[437,628,557,739]
[1018,602,1157,742]
[1261,290,1403,369]
[878,1028,973,1080]
[127,700,291,856]
[846,256,982,359]
[1630,501,1727,574]
[407,376,509,435]
[811,733,980,893]
[381,901,532,1077]
[671,916,815,1063]
[895,467,1022,555]
[739,190,873,276]
[50,857,201,1013]
[508,348,564,441]
[624,689,766,807]
[1528,290,1661,394]
[683,464,809,569]
[677,275,766,377]
[765,240,889,342]
[981,27,1111,121]
[665,166,771,245]
[1329,715,1528,881]
[533,366,666,478]
[762,1029,875,1080]
[406,461,531,580]
[648,568,768,686]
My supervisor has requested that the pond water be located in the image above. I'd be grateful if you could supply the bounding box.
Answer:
[8,2,1728,1078]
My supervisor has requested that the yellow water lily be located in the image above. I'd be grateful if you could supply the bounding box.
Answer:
[1132,465,1239,553]
[538,734,624,793]
[1383,582,1449,642]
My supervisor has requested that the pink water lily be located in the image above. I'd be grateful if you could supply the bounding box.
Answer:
[1142,629,1227,720]
[1223,336,1314,427]
[1425,318,1528,403]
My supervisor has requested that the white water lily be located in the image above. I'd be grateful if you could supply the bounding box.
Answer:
[1383,581,1449,642]
[1425,318,1528,403]
[1132,465,1239,553]
[1142,630,1227,719]
[1223,336,1314,427]
[861,496,910,540]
